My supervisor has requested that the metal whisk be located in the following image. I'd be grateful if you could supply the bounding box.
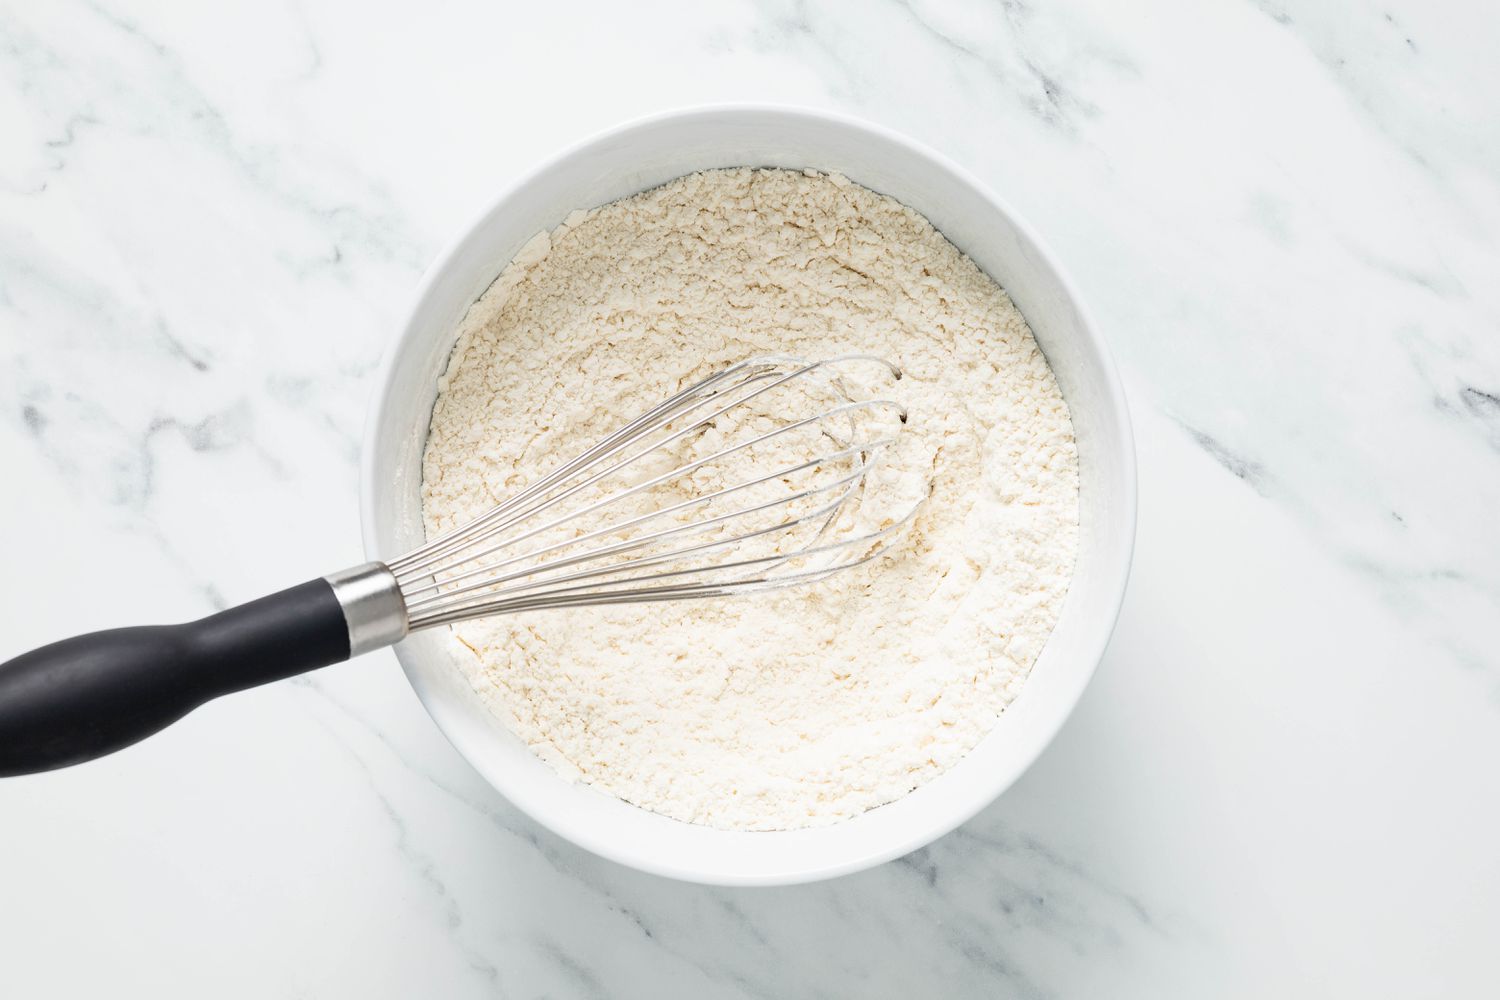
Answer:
[0,355,920,776]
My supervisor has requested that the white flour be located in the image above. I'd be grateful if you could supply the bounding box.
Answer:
[421,168,1079,830]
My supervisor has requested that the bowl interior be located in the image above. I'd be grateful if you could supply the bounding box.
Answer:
[362,107,1134,885]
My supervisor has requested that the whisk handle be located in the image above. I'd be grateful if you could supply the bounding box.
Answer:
[0,578,351,777]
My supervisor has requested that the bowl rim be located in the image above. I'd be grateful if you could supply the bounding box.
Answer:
[360,102,1137,885]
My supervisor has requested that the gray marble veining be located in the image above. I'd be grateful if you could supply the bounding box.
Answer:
[1,0,1497,996]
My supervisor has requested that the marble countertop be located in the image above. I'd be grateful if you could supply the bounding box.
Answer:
[3,1,1497,996]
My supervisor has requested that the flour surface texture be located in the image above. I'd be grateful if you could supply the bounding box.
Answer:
[421,168,1079,831]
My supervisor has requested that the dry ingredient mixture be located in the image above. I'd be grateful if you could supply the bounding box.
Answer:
[421,168,1079,831]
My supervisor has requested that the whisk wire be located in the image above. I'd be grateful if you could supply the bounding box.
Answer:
[399,396,903,588]
[392,356,799,573]
[397,437,891,603]
[395,354,922,629]
[391,355,893,576]
[407,508,921,627]
[401,458,874,619]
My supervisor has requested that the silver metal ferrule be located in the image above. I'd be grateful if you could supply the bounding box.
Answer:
[325,561,409,657]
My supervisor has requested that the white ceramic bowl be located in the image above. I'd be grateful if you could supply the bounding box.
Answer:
[361,106,1135,886]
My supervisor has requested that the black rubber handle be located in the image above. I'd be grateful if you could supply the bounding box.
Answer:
[0,578,350,777]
